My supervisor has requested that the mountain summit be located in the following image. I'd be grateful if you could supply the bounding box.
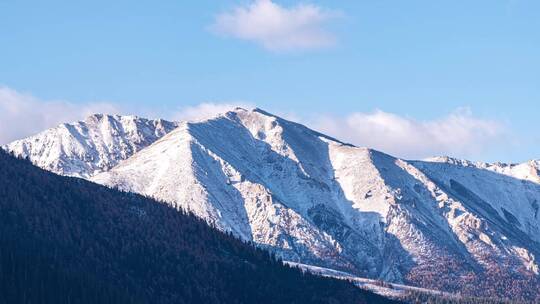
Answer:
[6,108,540,300]
[4,114,179,178]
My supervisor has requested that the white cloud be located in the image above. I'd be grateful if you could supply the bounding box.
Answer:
[0,86,120,144]
[211,0,339,51]
[309,108,506,160]
[0,86,508,161]
[172,102,254,121]
[0,86,255,145]
[172,103,507,160]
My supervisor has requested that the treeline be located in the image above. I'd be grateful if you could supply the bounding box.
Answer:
[403,290,530,304]
[404,248,540,302]
[0,149,400,304]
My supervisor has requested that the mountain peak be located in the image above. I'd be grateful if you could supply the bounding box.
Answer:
[252,107,278,117]
[5,110,540,300]
[90,108,540,300]
[83,113,149,123]
[5,114,179,177]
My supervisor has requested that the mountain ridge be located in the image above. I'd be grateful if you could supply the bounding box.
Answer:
[3,113,179,178]
[5,107,540,300]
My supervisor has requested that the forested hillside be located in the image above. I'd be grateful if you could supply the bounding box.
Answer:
[0,150,399,304]
[403,290,530,304]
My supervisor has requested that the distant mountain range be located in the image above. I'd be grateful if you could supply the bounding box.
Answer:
[5,108,540,301]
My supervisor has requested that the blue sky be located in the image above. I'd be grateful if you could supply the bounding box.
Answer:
[1,0,538,162]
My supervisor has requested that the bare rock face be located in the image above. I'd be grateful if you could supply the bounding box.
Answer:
[7,108,540,299]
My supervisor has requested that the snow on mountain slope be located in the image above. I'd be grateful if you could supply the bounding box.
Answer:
[412,158,540,270]
[425,156,540,184]
[286,261,452,300]
[4,114,179,177]
[7,107,540,299]
[92,109,380,274]
[90,108,540,299]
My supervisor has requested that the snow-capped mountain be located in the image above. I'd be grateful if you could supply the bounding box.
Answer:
[3,114,179,178]
[6,108,540,299]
